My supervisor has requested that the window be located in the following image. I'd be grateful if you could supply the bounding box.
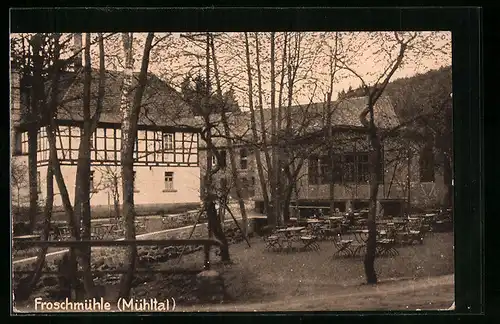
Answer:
[308,156,320,185]
[37,171,41,193]
[89,171,95,191]
[212,150,227,168]
[343,154,356,182]
[163,133,174,151]
[356,153,370,183]
[308,155,337,185]
[92,127,119,162]
[39,127,49,162]
[419,143,435,182]
[239,148,248,169]
[14,132,22,154]
[332,154,342,183]
[14,131,28,155]
[319,156,330,184]
[339,152,383,184]
[218,150,227,168]
[164,171,174,191]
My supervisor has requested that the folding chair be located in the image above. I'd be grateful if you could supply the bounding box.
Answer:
[265,235,283,252]
[350,242,367,257]
[332,234,354,258]
[300,235,320,252]
[408,230,424,244]
[376,239,399,256]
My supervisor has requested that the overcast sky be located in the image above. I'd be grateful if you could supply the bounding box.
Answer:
[12,32,452,108]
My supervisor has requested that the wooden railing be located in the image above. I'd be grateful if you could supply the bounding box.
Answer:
[12,238,223,273]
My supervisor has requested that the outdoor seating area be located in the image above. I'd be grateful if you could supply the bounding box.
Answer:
[12,218,150,257]
[264,208,452,260]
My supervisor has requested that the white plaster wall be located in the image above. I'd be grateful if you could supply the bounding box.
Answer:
[36,164,201,208]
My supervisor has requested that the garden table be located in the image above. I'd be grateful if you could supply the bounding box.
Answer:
[276,227,306,251]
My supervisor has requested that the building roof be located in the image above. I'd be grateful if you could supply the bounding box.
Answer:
[53,69,199,129]
[255,96,399,130]
[198,95,399,148]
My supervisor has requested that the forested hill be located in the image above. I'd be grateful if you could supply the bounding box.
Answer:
[337,66,452,123]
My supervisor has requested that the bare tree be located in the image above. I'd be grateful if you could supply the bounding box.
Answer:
[269,32,279,226]
[338,32,417,284]
[210,35,249,237]
[118,32,155,298]
[244,32,270,217]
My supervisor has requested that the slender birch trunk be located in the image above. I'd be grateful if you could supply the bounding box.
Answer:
[254,33,272,178]
[209,35,248,237]
[244,33,270,215]
[118,32,155,298]
[269,32,279,227]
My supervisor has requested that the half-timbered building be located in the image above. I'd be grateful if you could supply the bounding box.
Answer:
[11,64,201,214]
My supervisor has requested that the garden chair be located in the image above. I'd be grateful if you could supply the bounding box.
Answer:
[350,242,367,257]
[332,234,354,258]
[376,239,399,257]
[300,235,320,252]
[408,230,424,244]
[264,234,283,252]
[321,225,340,241]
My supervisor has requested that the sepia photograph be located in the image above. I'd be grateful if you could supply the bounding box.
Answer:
[11,29,454,312]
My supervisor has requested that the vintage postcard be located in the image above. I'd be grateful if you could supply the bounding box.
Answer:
[11,18,455,313]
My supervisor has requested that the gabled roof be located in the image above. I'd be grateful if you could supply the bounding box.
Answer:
[53,69,198,128]
[255,96,399,130]
[198,96,399,148]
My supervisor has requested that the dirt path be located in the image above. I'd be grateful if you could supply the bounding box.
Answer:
[176,275,455,312]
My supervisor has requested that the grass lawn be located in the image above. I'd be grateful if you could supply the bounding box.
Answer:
[130,231,454,310]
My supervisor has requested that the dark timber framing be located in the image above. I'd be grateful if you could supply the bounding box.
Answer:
[13,120,201,168]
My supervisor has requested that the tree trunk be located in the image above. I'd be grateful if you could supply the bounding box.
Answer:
[282,183,294,224]
[269,32,279,227]
[39,34,95,298]
[46,119,95,297]
[209,35,248,238]
[254,33,272,173]
[27,129,38,232]
[118,32,154,298]
[364,128,381,284]
[208,201,230,260]
[15,159,53,301]
[26,34,45,233]
[201,32,230,262]
[244,32,270,218]
[442,155,453,209]
[118,33,138,297]
[358,33,408,285]
[255,32,272,217]
[73,32,95,281]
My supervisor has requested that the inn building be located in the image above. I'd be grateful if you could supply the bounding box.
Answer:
[11,63,202,215]
[199,96,448,218]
